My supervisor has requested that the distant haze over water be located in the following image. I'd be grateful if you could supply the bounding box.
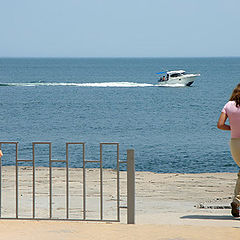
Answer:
[0,57,239,173]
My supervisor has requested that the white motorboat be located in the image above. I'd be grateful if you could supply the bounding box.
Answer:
[156,70,200,87]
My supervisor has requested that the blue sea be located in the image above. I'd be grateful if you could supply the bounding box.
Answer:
[0,57,240,173]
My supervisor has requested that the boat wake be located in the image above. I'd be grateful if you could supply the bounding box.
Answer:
[0,81,155,88]
[0,81,189,88]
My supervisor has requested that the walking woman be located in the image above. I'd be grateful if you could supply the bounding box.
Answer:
[218,83,240,217]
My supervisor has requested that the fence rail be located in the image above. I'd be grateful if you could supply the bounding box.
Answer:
[0,142,135,223]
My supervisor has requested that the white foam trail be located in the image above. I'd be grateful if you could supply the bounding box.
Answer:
[0,82,189,88]
[0,82,155,87]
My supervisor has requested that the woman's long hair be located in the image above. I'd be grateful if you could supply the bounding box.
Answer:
[229,83,240,107]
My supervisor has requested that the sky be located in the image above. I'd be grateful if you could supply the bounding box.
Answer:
[0,0,240,57]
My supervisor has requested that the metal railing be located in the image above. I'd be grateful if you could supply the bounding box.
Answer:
[0,142,135,223]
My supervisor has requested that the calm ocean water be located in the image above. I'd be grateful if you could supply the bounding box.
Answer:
[0,57,240,173]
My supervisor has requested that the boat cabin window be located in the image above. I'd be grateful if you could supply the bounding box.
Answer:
[170,73,182,78]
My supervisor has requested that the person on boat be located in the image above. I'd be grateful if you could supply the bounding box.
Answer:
[162,76,166,81]
[217,83,240,217]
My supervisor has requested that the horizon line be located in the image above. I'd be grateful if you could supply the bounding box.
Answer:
[0,56,240,59]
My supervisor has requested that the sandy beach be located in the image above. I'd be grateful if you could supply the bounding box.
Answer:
[0,166,240,239]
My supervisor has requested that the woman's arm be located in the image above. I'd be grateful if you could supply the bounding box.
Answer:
[0,150,2,157]
[217,112,231,130]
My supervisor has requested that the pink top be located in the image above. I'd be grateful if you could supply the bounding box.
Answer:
[222,101,240,138]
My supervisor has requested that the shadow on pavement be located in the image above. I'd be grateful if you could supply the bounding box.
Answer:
[181,215,240,220]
